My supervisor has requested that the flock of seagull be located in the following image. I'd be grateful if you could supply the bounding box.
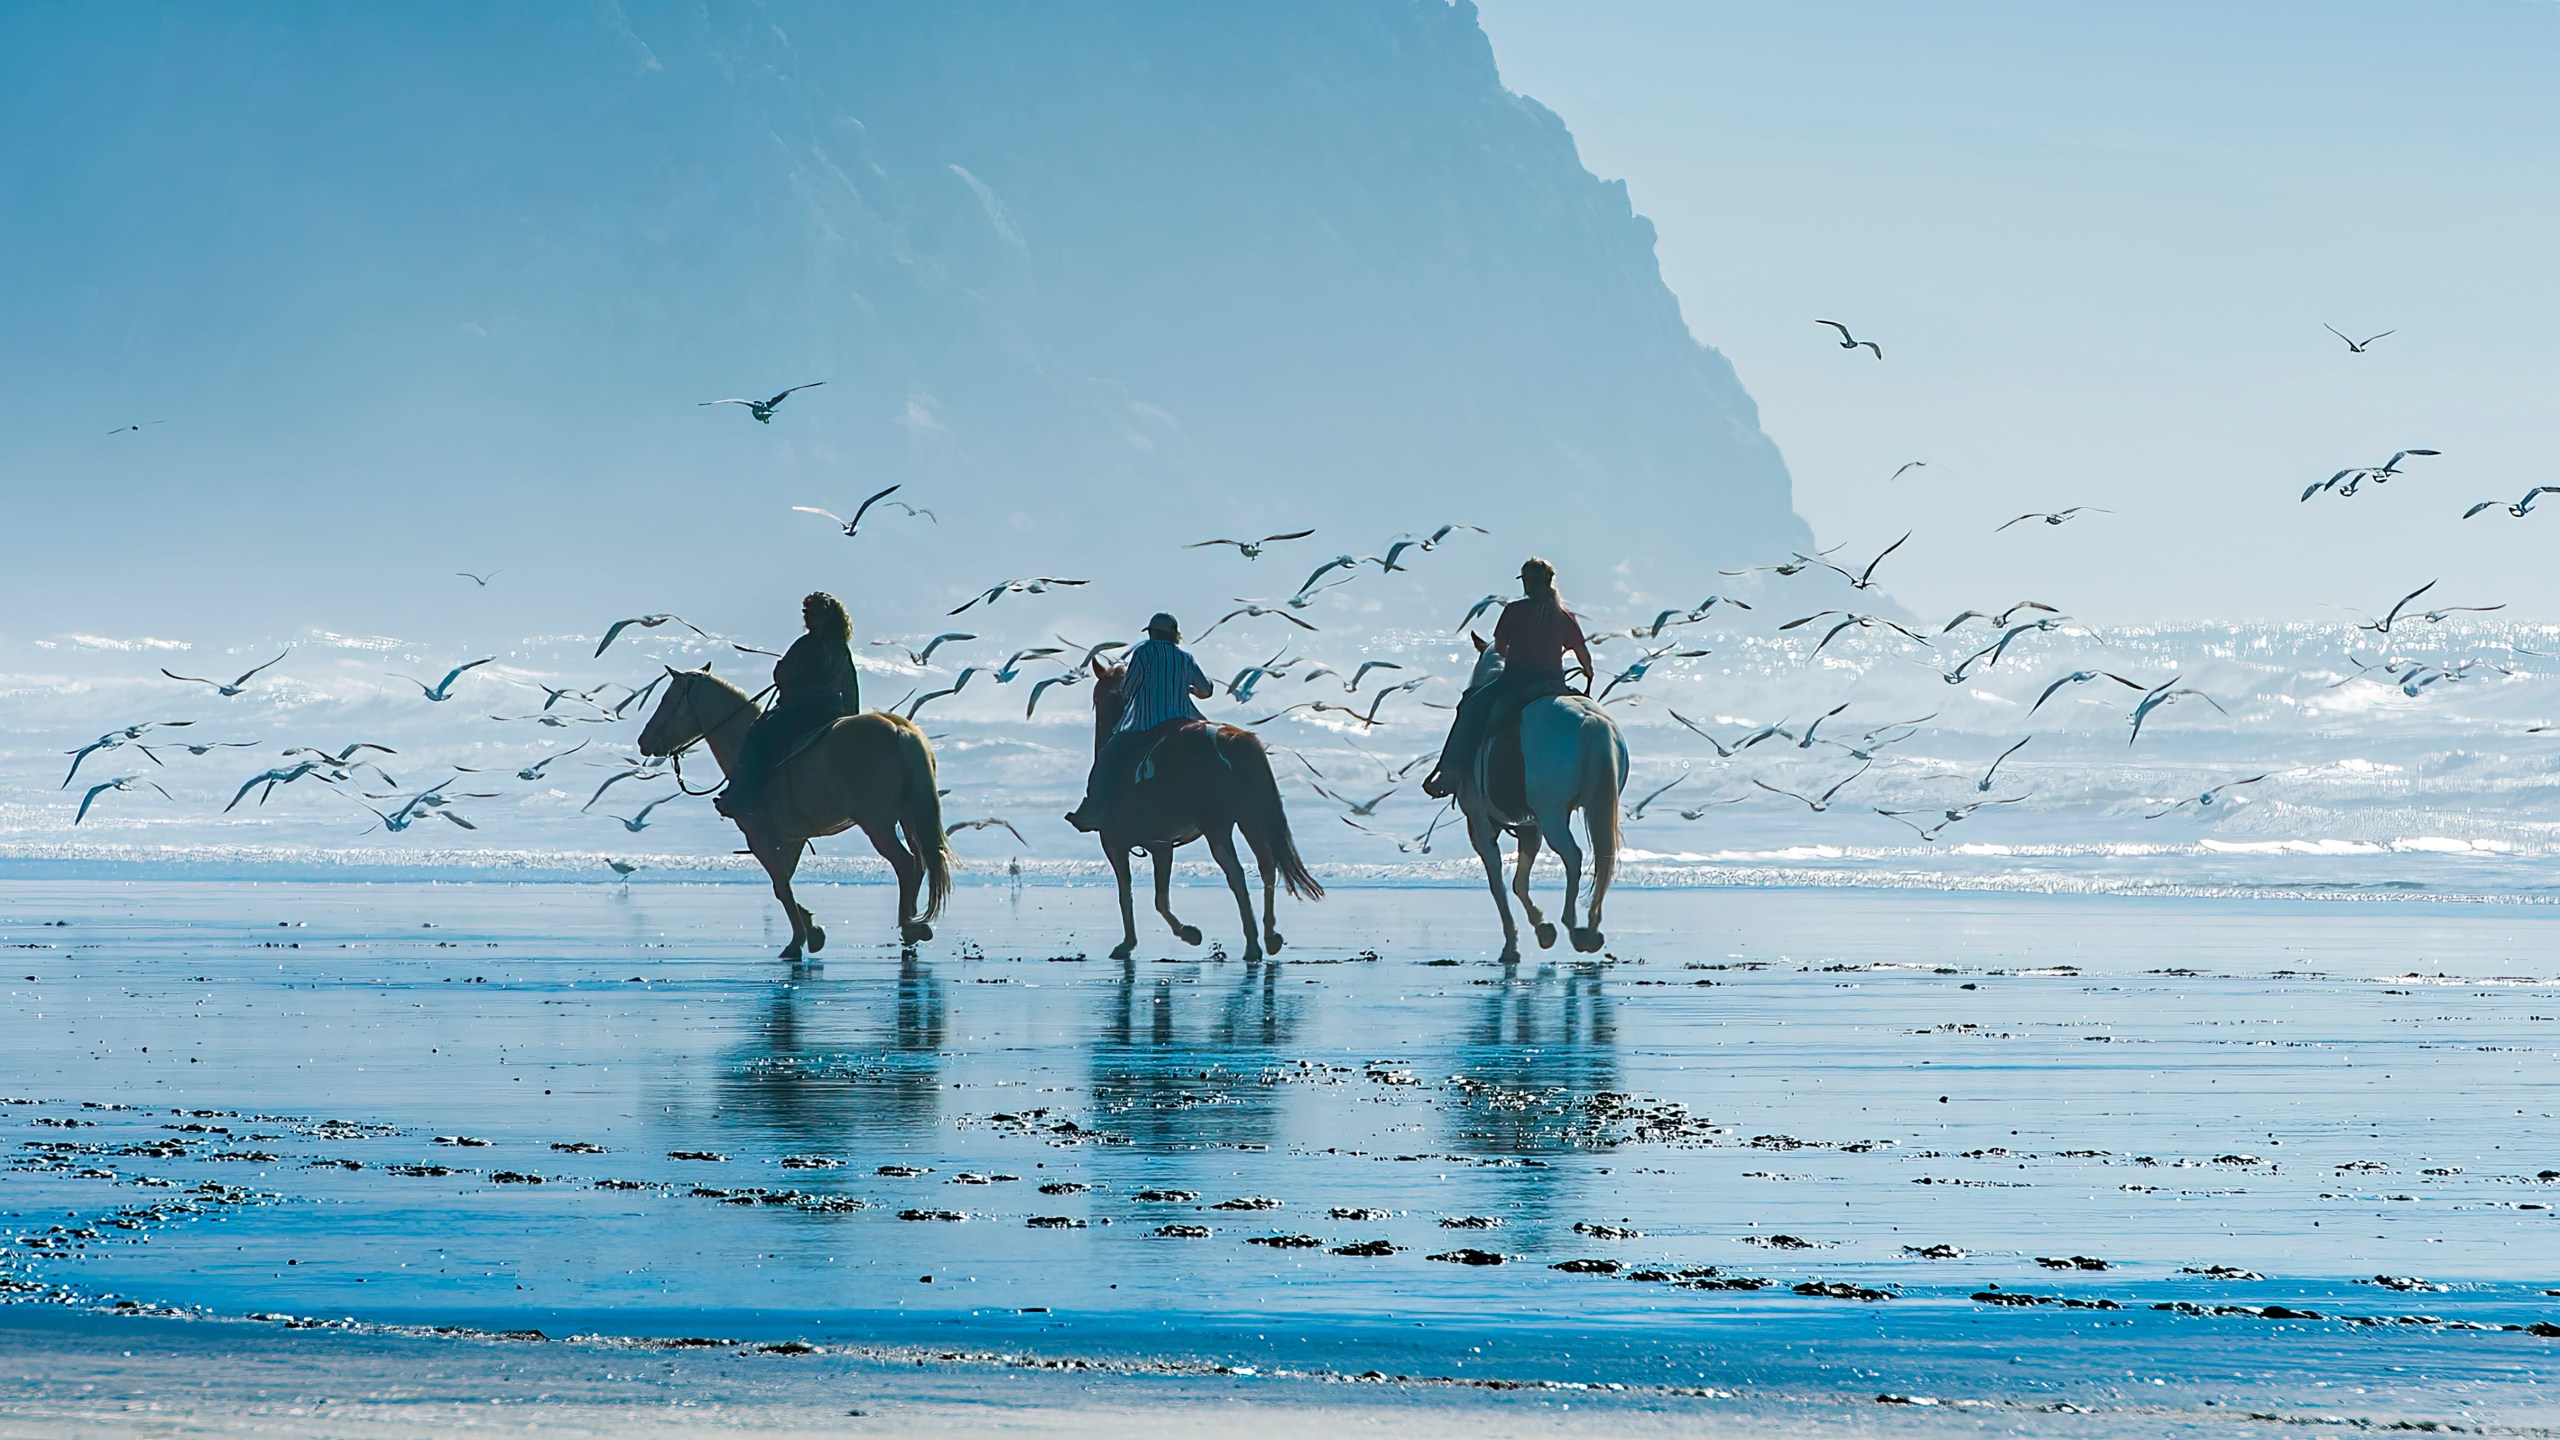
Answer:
[59,323,2540,861]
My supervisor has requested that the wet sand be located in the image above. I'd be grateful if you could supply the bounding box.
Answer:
[3,878,2557,1434]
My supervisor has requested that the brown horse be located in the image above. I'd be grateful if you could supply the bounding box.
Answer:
[1085,661,1322,962]
[637,666,951,959]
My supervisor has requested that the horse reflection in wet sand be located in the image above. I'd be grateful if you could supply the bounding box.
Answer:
[1085,659,1322,962]
[638,666,951,959]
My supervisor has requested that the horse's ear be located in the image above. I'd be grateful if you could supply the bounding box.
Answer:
[1469,631,1488,653]
[663,665,680,678]
[1089,655,1103,676]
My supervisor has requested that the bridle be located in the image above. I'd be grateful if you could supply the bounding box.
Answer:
[658,674,775,797]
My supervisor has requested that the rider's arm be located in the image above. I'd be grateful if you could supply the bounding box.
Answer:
[1185,655,1216,699]
[1566,615,1595,684]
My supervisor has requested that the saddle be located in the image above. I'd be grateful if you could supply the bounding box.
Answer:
[1471,722,1529,822]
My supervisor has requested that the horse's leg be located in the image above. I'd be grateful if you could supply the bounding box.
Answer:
[1203,826,1260,964]
[1466,806,1521,965]
[1511,823,1556,951]
[1258,849,1283,956]
[756,837,809,961]
[860,816,928,947]
[1107,843,1139,961]
[1540,805,1595,952]
[1151,845,1202,947]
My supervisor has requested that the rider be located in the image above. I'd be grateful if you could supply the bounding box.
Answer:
[715,591,861,821]
[1065,611,1214,834]
[1423,557,1593,799]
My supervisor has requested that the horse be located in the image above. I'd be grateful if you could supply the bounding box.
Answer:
[1451,637,1628,961]
[636,666,951,959]
[1084,660,1322,962]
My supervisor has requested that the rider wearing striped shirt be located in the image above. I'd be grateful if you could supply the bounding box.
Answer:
[1065,612,1215,834]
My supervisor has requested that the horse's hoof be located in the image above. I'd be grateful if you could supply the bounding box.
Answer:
[1242,946,1264,965]
[806,925,827,954]
[1535,922,1559,950]
[901,921,933,944]
[1264,931,1285,954]
[1571,928,1604,953]
[1110,940,1137,961]
[1498,945,1521,965]
[1178,925,1203,947]
[780,945,803,962]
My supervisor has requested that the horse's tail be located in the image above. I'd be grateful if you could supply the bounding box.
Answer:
[1581,716,1624,896]
[894,720,953,922]
[1225,733,1323,901]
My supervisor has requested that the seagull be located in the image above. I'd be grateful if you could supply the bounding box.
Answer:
[1312,683,1420,730]
[1368,538,1425,573]
[583,763,667,812]
[1945,618,2063,684]
[2302,449,2440,502]
[2146,773,2271,819]
[1054,636,1130,672]
[1996,507,2111,532]
[595,614,710,658]
[1199,602,1319,639]
[792,484,908,538]
[1025,671,1087,718]
[2353,580,2439,635]
[1941,601,2060,634]
[394,657,496,702]
[63,721,194,786]
[2027,670,2148,717]
[75,776,172,824]
[1292,555,1363,601]
[1341,660,1406,693]
[1627,773,1687,820]
[2462,486,2560,520]
[1753,761,1872,813]
[1816,319,1883,359]
[607,859,642,880]
[224,761,332,812]
[510,741,590,781]
[1793,702,1853,749]
[1667,710,1759,758]
[1780,610,1929,658]
[1283,576,1352,610]
[2127,678,2226,745]
[107,421,165,435]
[698,381,824,423]
[2323,324,2394,354]
[455,570,500,587]
[1419,523,1487,550]
[1226,653,1292,704]
[1457,593,1507,630]
[1314,784,1399,817]
[906,669,983,718]
[161,648,290,697]
[282,742,398,769]
[1889,461,1928,482]
[133,739,258,764]
[1676,796,1747,820]
[606,793,681,833]
[949,817,1028,845]
[949,577,1088,615]
[1186,529,1315,559]
[874,632,977,667]
[1811,532,1913,591]
[1978,736,2031,792]
[1721,543,1847,579]
[1597,644,1708,701]
[992,647,1065,683]
[1874,795,2025,842]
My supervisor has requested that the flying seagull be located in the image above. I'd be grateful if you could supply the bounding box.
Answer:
[63,721,195,787]
[225,761,332,812]
[1816,319,1883,359]
[1978,736,2031,792]
[606,792,681,833]
[2462,486,2560,520]
[948,817,1028,846]
[1419,523,1487,550]
[874,631,977,667]
[2028,670,2148,717]
[161,648,290,697]
[1889,461,1928,482]
[1753,760,1873,813]
[1199,601,1320,639]
[2323,324,2393,354]
[1186,529,1315,559]
[1627,773,1687,821]
[949,577,1088,616]
[2127,678,2226,745]
[2146,773,2271,819]
[455,570,500,587]
[107,421,165,436]
[75,775,172,824]
[394,657,495,702]
[2302,449,2440,502]
[1942,600,2060,633]
[594,613,710,658]
[1811,532,1912,591]
[792,484,907,538]
[1997,507,2111,532]
[698,381,823,423]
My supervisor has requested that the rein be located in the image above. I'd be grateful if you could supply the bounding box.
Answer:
[666,680,776,797]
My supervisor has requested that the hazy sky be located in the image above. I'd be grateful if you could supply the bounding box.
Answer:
[1475,0,2560,623]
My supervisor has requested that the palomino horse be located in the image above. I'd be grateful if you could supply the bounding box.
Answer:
[1452,637,1628,961]
[1085,661,1322,962]
[637,667,951,959]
